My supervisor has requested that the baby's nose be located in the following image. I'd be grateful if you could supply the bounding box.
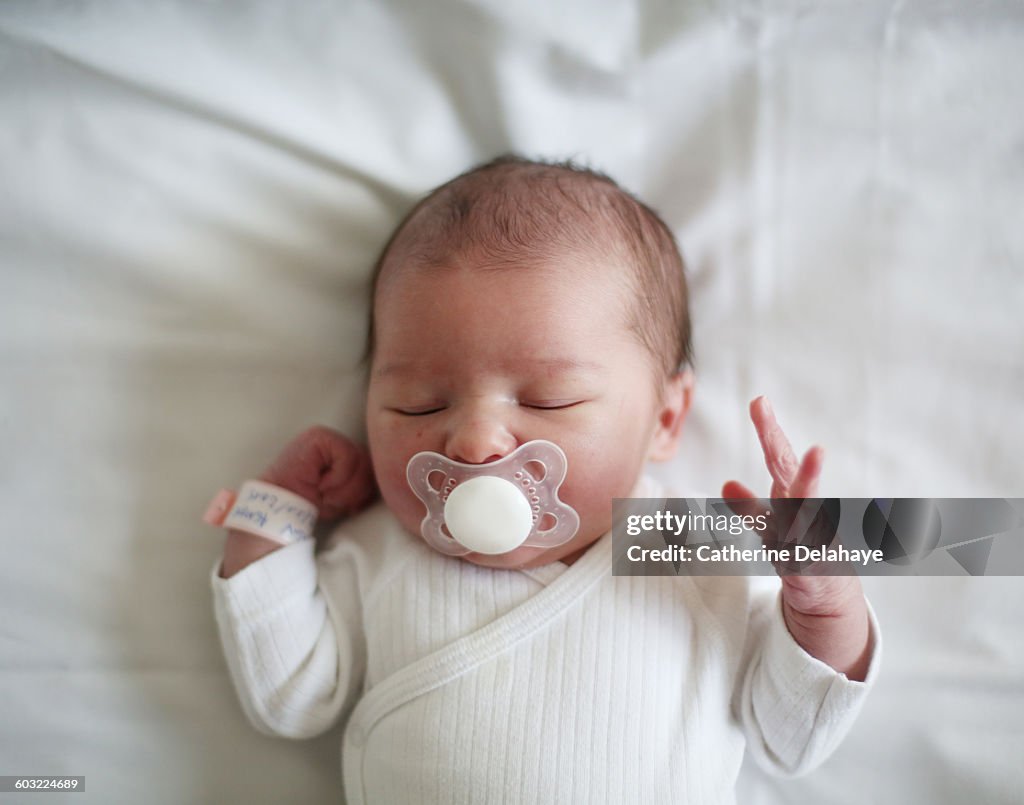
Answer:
[445,411,517,465]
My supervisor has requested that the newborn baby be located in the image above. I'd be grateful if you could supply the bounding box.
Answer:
[209,156,879,804]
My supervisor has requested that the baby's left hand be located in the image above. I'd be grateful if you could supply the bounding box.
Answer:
[723,396,872,679]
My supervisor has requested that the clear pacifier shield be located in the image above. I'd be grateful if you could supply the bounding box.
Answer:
[406,439,580,556]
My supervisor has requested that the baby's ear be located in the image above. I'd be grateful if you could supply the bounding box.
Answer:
[647,369,694,462]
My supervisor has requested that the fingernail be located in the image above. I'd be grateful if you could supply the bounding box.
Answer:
[202,489,236,526]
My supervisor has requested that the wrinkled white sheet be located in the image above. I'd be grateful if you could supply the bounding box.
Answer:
[1,1,1021,803]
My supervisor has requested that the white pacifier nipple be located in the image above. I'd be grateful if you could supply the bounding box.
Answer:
[443,476,533,554]
[406,439,580,556]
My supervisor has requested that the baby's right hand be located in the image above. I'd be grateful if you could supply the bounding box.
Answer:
[258,425,376,522]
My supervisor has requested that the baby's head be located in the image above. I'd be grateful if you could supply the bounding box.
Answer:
[365,155,694,568]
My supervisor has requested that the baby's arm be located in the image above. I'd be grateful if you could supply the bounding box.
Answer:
[211,426,375,739]
[220,425,374,577]
[726,398,880,774]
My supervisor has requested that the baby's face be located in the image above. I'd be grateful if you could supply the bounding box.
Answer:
[366,253,682,568]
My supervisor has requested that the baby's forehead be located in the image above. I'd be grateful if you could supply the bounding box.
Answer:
[376,246,634,311]
[373,260,643,365]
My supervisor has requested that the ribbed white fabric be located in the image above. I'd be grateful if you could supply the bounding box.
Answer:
[212,479,880,804]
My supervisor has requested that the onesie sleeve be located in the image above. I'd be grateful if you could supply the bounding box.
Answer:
[210,537,366,740]
[736,587,882,777]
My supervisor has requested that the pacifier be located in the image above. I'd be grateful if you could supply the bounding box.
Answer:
[406,440,580,556]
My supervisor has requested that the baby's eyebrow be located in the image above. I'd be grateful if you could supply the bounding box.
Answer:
[372,361,414,379]
[532,357,602,375]
[373,357,602,379]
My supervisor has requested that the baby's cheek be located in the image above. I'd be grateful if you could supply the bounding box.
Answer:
[367,439,414,512]
[562,470,621,533]
[561,442,645,531]
[379,466,429,539]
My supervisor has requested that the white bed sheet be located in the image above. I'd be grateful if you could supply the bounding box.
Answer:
[1,1,1022,803]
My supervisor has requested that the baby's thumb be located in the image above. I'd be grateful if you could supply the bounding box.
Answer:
[318,443,375,520]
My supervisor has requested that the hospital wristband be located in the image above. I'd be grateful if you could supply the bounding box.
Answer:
[202,480,317,545]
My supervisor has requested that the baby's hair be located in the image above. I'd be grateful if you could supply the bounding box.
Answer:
[365,154,693,377]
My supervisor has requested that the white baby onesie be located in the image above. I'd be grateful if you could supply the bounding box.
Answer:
[211,477,881,804]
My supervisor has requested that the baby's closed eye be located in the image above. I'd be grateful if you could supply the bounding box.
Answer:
[519,399,585,410]
[392,404,447,416]
[388,398,588,416]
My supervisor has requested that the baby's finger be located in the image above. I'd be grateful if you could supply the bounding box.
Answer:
[721,480,758,500]
[319,444,375,520]
[263,426,336,490]
[750,396,801,495]
[788,446,825,499]
[721,481,771,524]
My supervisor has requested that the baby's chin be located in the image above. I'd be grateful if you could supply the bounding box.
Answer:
[458,544,557,569]
[458,533,603,569]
